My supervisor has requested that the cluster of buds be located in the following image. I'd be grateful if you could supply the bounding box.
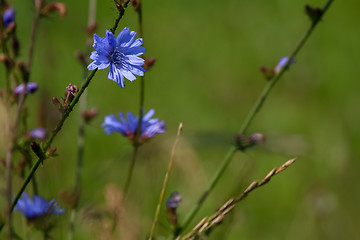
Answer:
[166,192,182,226]
[235,133,265,151]
[52,83,79,112]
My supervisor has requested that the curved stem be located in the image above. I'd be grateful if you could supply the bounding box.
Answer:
[177,0,334,235]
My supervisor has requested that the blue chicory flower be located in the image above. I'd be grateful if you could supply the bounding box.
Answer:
[87,28,146,88]
[275,56,295,73]
[14,192,65,220]
[3,8,15,27]
[102,109,166,143]
[14,82,38,95]
[27,128,48,140]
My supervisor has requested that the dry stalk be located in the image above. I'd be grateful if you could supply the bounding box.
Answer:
[180,158,296,240]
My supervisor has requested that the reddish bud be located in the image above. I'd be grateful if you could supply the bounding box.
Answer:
[131,0,137,6]
[86,22,97,36]
[5,22,16,34]
[144,57,156,70]
[46,146,57,158]
[75,50,87,66]
[82,108,98,123]
[259,66,275,81]
[0,54,10,68]
[41,2,67,18]
[52,97,63,112]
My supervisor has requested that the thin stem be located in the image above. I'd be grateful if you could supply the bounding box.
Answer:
[0,5,130,231]
[5,106,13,240]
[27,2,41,70]
[135,0,145,141]
[177,0,334,235]
[149,123,183,240]
[122,145,139,204]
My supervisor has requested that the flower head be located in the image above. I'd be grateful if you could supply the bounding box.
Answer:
[166,192,182,209]
[3,8,15,27]
[102,109,165,143]
[275,57,295,73]
[27,128,48,140]
[14,82,38,95]
[14,192,65,220]
[87,28,146,88]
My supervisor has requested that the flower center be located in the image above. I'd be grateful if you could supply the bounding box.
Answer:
[109,49,125,65]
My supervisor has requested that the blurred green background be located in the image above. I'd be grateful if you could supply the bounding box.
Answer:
[1,0,360,239]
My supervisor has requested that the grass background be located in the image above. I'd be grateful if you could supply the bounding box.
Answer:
[1,0,360,239]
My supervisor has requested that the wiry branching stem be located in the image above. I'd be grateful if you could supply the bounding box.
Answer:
[178,0,333,235]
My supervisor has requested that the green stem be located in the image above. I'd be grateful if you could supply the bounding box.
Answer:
[0,4,130,231]
[122,145,139,203]
[177,0,333,235]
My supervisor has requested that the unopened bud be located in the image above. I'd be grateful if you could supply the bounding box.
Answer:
[46,146,57,158]
[0,54,10,68]
[17,61,29,79]
[75,50,87,66]
[249,133,265,145]
[5,22,16,33]
[235,134,249,151]
[41,2,67,18]
[144,57,156,70]
[305,5,323,23]
[30,141,41,153]
[259,66,274,80]
[12,35,20,57]
[52,97,63,112]
[82,108,98,123]
[86,22,97,36]
[131,0,137,6]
